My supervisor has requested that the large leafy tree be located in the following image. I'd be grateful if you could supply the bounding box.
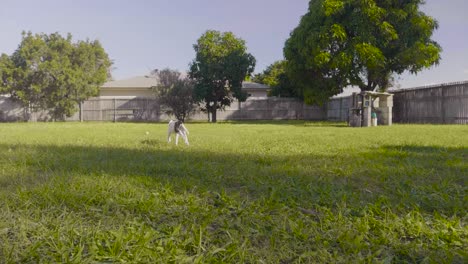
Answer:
[189,30,256,122]
[0,32,111,120]
[151,68,196,122]
[284,0,441,104]
[253,60,298,98]
[0,54,13,94]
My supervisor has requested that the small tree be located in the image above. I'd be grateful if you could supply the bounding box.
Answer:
[284,0,442,105]
[253,60,298,98]
[152,68,196,122]
[189,30,256,122]
[0,31,111,120]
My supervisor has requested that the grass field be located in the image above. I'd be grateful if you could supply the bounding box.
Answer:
[0,121,466,263]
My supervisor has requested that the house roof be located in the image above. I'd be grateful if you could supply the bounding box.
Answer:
[242,81,270,90]
[331,86,361,98]
[388,80,468,93]
[102,76,270,90]
[102,76,158,88]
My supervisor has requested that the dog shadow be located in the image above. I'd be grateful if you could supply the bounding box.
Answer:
[141,139,166,147]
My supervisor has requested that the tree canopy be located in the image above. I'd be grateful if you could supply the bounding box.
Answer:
[189,30,256,122]
[253,60,299,98]
[0,31,111,119]
[284,0,441,104]
[151,68,196,122]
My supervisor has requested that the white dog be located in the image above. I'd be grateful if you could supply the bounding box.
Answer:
[167,120,189,145]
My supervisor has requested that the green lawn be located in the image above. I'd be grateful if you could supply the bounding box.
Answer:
[0,121,466,263]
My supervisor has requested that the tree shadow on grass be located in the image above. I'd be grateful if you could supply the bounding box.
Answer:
[0,142,465,215]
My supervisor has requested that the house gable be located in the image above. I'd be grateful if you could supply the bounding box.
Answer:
[100,76,270,98]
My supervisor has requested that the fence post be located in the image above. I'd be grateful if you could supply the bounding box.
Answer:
[404,92,408,123]
[441,88,446,124]
[79,101,83,122]
[146,98,149,120]
[296,100,301,120]
[324,100,329,121]
[113,98,116,122]
[339,97,343,121]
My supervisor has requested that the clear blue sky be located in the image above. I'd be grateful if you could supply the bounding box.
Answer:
[1,0,467,89]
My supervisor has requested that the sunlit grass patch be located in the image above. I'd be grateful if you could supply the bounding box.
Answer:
[0,122,466,263]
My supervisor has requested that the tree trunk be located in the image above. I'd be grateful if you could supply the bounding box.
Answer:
[211,108,217,123]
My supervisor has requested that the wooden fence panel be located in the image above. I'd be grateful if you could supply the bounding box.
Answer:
[1,82,466,124]
[327,97,350,121]
[392,81,468,124]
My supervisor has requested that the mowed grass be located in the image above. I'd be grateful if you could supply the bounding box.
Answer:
[0,121,466,263]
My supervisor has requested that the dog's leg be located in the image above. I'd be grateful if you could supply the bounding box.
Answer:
[168,120,174,143]
[182,132,189,145]
[180,132,187,145]
[175,133,179,145]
